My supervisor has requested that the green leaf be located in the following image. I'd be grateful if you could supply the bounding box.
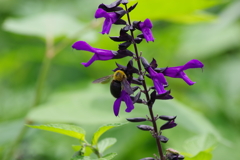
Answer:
[177,1,240,59]
[127,0,223,23]
[2,13,88,38]
[70,156,90,160]
[84,146,93,157]
[26,85,126,125]
[26,84,223,141]
[98,138,117,154]
[101,153,117,160]
[71,145,93,156]
[71,153,117,160]
[183,134,217,156]
[72,145,82,152]
[165,12,216,23]
[92,123,127,146]
[184,151,212,160]
[27,124,86,141]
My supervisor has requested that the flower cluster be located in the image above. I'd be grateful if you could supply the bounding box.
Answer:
[72,0,204,159]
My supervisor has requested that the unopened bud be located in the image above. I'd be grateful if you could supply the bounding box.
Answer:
[137,125,154,131]
[126,117,147,122]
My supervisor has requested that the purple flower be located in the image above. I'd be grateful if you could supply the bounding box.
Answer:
[113,90,134,116]
[147,67,168,95]
[162,59,204,85]
[95,8,118,34]
[139,19,154,42]
[72,41,116,67]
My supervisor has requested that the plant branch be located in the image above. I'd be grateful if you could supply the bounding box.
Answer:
[124,4,165,160]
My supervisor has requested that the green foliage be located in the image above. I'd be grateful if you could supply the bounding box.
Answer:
[27,124,86,141]
[27,122,125,159]
[92,123,127,146]
[101,153,117,160]
[185,151,212,160]
[72,145,82,152]
[1,0,239,160]
[71,152,117,160]
[98,138,117,154]
[181,134,216,160]
[3,13,83,38]
[128,0,223,23]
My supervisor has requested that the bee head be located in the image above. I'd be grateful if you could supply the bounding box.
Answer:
[113,70,126,81]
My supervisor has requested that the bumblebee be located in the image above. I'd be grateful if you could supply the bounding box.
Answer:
[93,70,133,98]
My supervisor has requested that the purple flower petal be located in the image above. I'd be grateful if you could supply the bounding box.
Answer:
[95,8,118,34]
[72,41,95,52]
[181,59,204,70]
[72,41,115,67]
[163,59,204,85]
[113,96,121,116]
[113,90,134,116]
[95,8,110,19]
[147,67,168,94]
[123,92,134,112]
[139,19,154,42]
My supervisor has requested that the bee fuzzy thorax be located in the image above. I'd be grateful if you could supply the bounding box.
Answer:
[113,70,126,81]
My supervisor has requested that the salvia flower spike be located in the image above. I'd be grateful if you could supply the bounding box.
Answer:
[72,0,204,159]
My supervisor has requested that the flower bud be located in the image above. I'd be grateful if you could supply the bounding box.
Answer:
[157,135,169,143]
[137,125,154,131]
[159,115,177,121]
[126,117,147,122]
[140,158,155,160]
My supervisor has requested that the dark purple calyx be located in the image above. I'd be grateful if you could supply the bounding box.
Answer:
[157,135,169,143]
[126,117,147,122]
[137,125,154,131]
[159,115,177,121]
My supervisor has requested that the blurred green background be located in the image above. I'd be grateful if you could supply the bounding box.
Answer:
[1,0,240,159]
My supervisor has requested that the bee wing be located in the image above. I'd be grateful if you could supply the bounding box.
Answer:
[122,79,133,95]
[92,75,113,84]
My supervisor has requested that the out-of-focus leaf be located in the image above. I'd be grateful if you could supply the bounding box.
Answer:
[98,138,117,154]
[70,153,117,160]
[155,100,227,144]
[177,23,240,59]
[184,151,212,160]
[72,145,82,152]
[26,85,125,125]
[176,1,240,59]
[72,145,93,156]
[27,84,223,141]
[165,12,216,23]
[2,13,86,38]
[182,134,217,157]
[0,88,34,121]
[101,153,117,160]
[92,123,126,145]
[71,156,90,160]
[127,0,223,23]
[0,120,24,144]
[27,124,86,141]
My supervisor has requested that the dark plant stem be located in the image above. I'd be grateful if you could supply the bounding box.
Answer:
[124,4,165,160]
